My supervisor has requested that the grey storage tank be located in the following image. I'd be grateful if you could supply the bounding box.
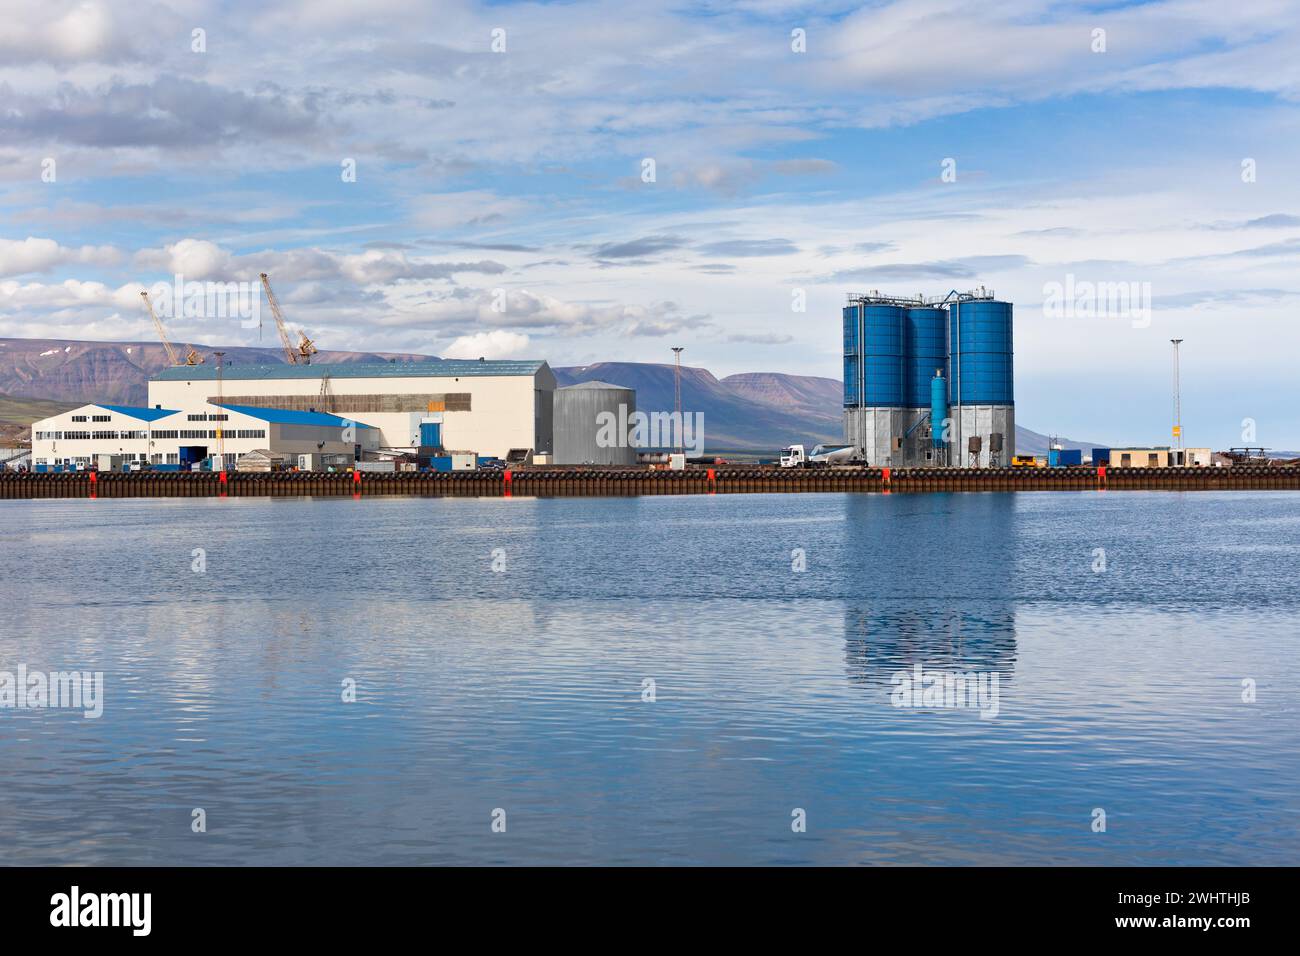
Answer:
[553,381,637,465]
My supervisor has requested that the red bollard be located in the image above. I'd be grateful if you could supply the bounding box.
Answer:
[881,467,892,494]
[706,468,716,495]
[1097,464,1107,490]
[503,470,513,498]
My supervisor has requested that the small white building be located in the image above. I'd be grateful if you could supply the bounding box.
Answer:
[30,402,378,470]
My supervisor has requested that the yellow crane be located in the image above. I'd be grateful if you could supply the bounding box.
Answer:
[140,291,204,366]
[258,272,319,364]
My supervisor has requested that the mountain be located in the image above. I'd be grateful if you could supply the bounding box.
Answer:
[554,362,841,449]
[0,336,1100,453]
[0,337,437,407]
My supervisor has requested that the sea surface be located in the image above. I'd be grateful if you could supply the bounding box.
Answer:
[1,491,1297,865]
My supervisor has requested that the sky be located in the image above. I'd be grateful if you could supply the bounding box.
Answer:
[2,0,1300,447]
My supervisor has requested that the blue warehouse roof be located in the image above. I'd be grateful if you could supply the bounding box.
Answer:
[153,360,549,381]
[215,404,375,428]
[96,404,181,422]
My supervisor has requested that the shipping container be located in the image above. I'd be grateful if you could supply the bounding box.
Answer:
[1048,448,1082,467]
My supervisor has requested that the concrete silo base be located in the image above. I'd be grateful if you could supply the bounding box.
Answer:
[952,405,1015,467]
[844,407,911,467]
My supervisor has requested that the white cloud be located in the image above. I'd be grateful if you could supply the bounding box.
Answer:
[0,0,135,64]
[0,237,122,276]
[440,329,531,359]
[133,239,232,280]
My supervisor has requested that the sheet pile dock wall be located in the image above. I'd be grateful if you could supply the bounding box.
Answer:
[4,466,1300,499]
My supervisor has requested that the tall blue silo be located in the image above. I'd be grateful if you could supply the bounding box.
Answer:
[948,297,1014,467]
[948,299,1014,405]
[843,299,907,466]
[842,305,859,408]
[851,302,906,408]
[906,307,948,409]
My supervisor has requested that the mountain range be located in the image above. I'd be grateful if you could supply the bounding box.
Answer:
[0,336,1100,453]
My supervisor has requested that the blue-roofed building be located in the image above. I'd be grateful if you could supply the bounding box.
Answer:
[30,399,380,471]
[30,402,182,469]
[148,359,557,458]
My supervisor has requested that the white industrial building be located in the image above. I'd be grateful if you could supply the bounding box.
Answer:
[30,402,377,470]
[148,359,556,458]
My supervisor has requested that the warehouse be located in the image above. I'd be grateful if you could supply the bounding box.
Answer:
[148,359,556,459]
[30,402,376,470]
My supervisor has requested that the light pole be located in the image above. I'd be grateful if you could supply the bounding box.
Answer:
[671,347,684,455]
[214,350,226,470]
[1175,338,1185,465]
[1170,339,1183,462]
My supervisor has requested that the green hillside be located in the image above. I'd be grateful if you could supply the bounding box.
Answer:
[0,394,78,425]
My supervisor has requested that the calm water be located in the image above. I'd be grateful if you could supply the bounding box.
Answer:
[1,491,1297,865]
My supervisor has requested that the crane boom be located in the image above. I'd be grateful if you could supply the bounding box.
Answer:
[141,291,180,366]
[259,272,318,364]
[259,272,300,364]
[141,291,204,366]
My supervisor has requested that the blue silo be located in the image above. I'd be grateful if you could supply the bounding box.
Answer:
[948,299,1014,405]
[843,302,906,408]
[906,307,948,408]
[842,305,859,407]
[930,371,947,448]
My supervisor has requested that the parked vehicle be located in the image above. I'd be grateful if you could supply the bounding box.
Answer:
[780,444,858,468]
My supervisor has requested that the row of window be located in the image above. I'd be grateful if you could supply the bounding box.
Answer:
[67,414,113,423]
[186,413,229,421]
[34,428,266,441]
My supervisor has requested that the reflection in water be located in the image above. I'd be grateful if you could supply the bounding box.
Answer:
[3,492,1299,865]
[842,494,1017,693]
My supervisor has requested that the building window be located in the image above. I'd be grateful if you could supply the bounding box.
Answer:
[91,415,111,422]
[71,415,87,422]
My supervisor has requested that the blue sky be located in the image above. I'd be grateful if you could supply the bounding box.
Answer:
[3,0,1300,447]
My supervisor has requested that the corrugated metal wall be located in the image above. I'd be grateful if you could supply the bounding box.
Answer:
[553,385,636,465]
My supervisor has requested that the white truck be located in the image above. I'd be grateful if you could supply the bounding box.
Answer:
[779,444,858,468]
